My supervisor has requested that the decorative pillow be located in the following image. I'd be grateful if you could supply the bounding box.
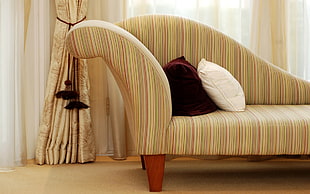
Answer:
[163,56,218,116]
[197,58,245,111]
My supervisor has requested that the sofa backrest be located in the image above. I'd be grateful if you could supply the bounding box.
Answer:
[117,15,310,105]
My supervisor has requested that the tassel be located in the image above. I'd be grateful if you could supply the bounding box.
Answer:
[55,80,79,100]
[56,90,78,100]
[65,101,89,109]
[56,55,89,110]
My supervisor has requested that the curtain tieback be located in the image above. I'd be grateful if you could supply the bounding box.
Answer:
[55,15,89,110]
[56,16,86,27]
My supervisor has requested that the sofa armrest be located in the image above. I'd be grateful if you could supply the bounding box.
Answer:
[65,20,172,155]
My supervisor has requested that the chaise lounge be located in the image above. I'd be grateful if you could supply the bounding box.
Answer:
[65,15,310,192]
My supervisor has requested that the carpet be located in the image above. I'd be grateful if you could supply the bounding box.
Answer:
[0,156,310,194]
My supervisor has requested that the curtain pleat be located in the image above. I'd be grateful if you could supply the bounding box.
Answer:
[36,0,95,165]
[250,0,288,70]
[24,0,31,45]
[0,0,25,171]
[87,0,129,159]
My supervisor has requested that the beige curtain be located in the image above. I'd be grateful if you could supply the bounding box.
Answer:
[24,0,51,161]
[286,0,310,80]
[36,0,95,165]
[250,0,288,70]
[87,0,132,159]
[127,0,253,50]
[0,0,25,171]
[24,0,31,45]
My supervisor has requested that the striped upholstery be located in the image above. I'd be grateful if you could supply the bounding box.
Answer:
[66,15,310,156]
[66,20,172,154]
[167,105,310,155]
[117,15,310,105]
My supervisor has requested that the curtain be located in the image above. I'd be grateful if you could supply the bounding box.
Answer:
[24,0,51,160]
[250,0,287,70]
[286,0,310,80]
[127,0,252,46]
[87,0,131,159]
[36,0,95,165]
[24,0,31,43]
[0,0,51,170]
[0,0,25,171]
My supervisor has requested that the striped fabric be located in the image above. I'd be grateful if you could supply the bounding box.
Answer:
[117,15,310,105]
[167,105,310,155]
[66,20,172,154]
[66,15,310,156]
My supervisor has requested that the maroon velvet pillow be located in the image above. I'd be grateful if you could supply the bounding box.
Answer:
[163,56,218,116]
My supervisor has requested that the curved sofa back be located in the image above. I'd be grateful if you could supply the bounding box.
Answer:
[117,15,310,105]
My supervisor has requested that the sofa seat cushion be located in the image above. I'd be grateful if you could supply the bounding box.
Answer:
[166,105,310,155]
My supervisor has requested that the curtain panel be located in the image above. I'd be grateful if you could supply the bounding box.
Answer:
[0,0,25,171]
[87,0,130,160]
[250,0,288,70]
[24,0,51,161]
[36,0,95,165]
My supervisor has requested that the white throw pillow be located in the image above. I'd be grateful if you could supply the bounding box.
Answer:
[197,58,246,111]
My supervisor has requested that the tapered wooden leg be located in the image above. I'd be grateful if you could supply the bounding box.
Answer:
[143,154,166,192]
[140,155,146,170]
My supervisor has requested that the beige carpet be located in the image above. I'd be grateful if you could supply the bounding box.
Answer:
[1,156,310,194]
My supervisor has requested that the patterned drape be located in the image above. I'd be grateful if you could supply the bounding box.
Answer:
[36,0,95,164]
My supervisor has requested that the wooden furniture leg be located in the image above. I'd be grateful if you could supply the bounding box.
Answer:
[143,154,166,192]
[140,155,146,170]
